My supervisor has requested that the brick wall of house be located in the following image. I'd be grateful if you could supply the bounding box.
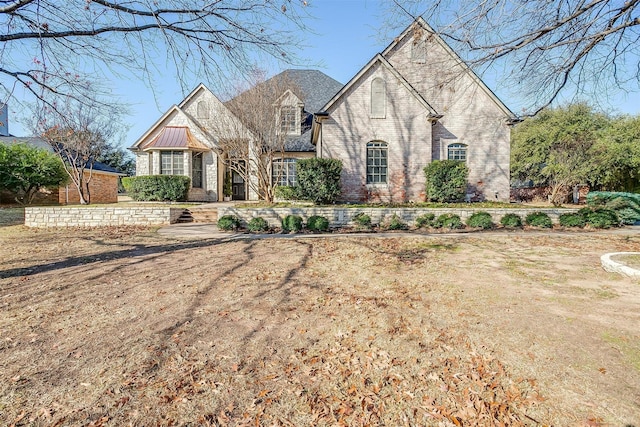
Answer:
[58,172,118,204]
[321,62,433,203]
[384,31,512,202]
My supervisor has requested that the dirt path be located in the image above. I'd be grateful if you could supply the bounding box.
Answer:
[1,225,639,426]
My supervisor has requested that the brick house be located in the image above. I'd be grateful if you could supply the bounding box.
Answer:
[312,18,517,202]
[0,136,123,205]
[129,71,343,201]
[130,18,516,203]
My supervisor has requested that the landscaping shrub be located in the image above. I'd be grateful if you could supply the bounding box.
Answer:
[217,215,241,231]
[424,160,469,203]
[415,213,435,229]
[295,158,342,204]
[579,207,619,229]
[281,214,303,233]
[587,191,640,225]
[466,211,494,229]
[307,215,330,232]
[500,213,522,228]
[524,211,552,228]
[384,214,408,231]
[434,213,464,229]
[353,213,372,229]
[247,217,269,233]
[122,175,190,202]
[274,185,298,201]
[558,212,586,228]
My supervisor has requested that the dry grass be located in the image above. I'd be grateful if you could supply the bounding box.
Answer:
[1,225,640,426]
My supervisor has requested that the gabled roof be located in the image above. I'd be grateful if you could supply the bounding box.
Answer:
[319,53,439,116]
[129,105,211,151]
[0,136,124,175]
[382,17,516,119]
[140,126,209,151]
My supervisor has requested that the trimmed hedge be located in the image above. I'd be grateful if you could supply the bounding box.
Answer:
[123,175,190,202]
[295,158,342,204]
[415,213,435,229]
[274,185,298,201]
[434,213,464,229]
[559,212,586,228]
[307,215,330,232]
[385,214,408,231]
[424,160,469,203]
[579,207,620,229]
[466,211,494,229]
[525,211,553,228]
[247,217,269,233]
[500,213,522,228]
[218,215,241,231]
[282,214,303,233]
[587,191,640,225]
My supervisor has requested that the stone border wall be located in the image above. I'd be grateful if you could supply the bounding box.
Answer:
[219,207,578,228]
[25,207,185,227]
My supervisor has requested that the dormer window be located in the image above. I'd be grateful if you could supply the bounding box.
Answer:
[280,106,297,134]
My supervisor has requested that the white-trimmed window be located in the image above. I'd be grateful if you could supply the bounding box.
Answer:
[371,78,386,118]
[447,143,468,161]
[272,158,297,186]
[366,141,388,184]
[280,106,297,134]
[197,101,209,119]
[160,151,184,175]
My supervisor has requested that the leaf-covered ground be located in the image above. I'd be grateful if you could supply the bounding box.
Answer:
[1,225,639,426]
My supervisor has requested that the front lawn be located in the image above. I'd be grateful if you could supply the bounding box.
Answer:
[0,226,638,425]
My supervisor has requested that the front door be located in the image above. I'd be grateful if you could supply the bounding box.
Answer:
[231,170,245,200]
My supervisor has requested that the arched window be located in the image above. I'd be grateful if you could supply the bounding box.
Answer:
[370,78,386,118]
[447,143,467,161]
[197,101,209,119]
[366,141,388,184]
[411,37,427,63]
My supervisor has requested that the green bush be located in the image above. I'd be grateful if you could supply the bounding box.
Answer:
[122,175,190,202]
[500,213,522,228]
[217,215,241,231]
[307,215,330,232]
[295,158,342,204]
[587,191,640,225]
[247,217,269,233]
[353,213,372,229]
[415,213,435,228]
[424,160,469,202]
[274,185,298,201]
[466,211,494,229]
[282,214,303,233]
[524,211,553,228]
[434,213,464,229]
[385,214,408,230]
[558,212,586,228]
[580,207,619,229]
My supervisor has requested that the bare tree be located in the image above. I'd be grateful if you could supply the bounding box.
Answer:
[210,69,300,202]
[385,0,640,114]
[0,0,311,109]
[32,98,125,204]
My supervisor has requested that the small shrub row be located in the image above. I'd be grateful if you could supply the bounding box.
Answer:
[123,175,191,202]
[218,215,332,233]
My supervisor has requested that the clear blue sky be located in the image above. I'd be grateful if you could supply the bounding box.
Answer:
[7,0,640,145]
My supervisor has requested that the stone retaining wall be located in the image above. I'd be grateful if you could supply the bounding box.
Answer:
[25,206,185,227]
[219,207,578,228]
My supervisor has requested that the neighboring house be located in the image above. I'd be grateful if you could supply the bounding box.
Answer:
[129,70,343,201]
[0,136,123,204]
[130,18,516,203]
[312,17,517,202]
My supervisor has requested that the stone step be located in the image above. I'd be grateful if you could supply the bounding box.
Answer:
[176,209,194,223]
[189,208,218,223]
